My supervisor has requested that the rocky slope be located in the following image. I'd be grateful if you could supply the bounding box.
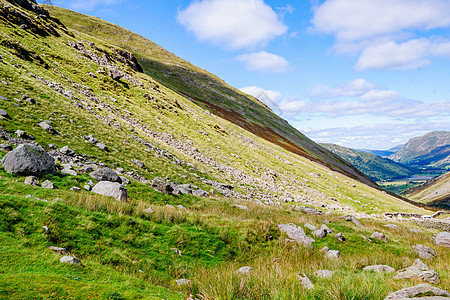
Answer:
[390,131,450,169]
[408,171,450,207]
[321,143,415,181]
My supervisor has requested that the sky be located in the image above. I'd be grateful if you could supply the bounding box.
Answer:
[43,0,450,150]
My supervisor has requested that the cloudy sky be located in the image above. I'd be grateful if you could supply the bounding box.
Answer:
[47,0,450,150]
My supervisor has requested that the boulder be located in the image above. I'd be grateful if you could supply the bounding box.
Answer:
[278,224,315,248]
[59,146,74,156]
[96,143,108,151]
[175,279,191,286]
[91,181,128,201]
[320,224,333,234]
[433,232,450,248]
[2,144,55,176]
[39,120,57,134]
[393,259,440,284]
[15,130,31,139]
[384,224,398,230]
[0,109,10,119]
[293,206,323,215]
[235,266,252,275]
[143,207,153,214]
[24,176,39,186]
[384,284,449,300]
[0,144,13,152]
[232,204,249,210]
[314,270,334,278]
[298,274,314,290]
[320,246,329,253]
[151,177,174,194]
[345,215,362,227]
[60,256,82,266]
[312,229,327,239]
[41,180,56,189]
[90,167,121,183]
[412,244,436,259]
[49,246,68,255]
[119,176,130,186]
[363,265,395,273]
[304,223,318,231]
[335,232,345,242]
[61,164,77,176]
[325,250,341,259]
[70,187,81,192]
[371,232,388,242]
[83,135,98,144]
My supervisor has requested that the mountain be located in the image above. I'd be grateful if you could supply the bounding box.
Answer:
[0,1,447,299]
[408,171,450,208]
[359,145,404,158]
[320,143,415,181]
[389,131,450,168]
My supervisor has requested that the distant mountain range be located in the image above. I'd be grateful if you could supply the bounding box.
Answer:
[388,131,450,169]
[320,143,415,182]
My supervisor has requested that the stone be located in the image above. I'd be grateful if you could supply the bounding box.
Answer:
[235,266,252,275]
[15,130,29,138]
[312,229,327,239]
[91,181,128,201]
[49,246,68,255]
[393,259,440,284]
[384,284,449,300]
[119,176,130,186]
[2,144,56,176]
[384,224,398,230]
[24,176,39,186]
[70,187,81,192]
[293,206,323,215]
[298,274,314,290]
[143,207,153,214]
[335,232,345,242]
[361,235,372,242]
[314,270,334,278]
[0,109,10,119]
[233,204,249,210]
[371,232,388,242]
[96,143,108,151]
[433,232,450,247]
[176,205,187,210]
[132,159,145,169]
[59,146,75,156]
[151,177,174,194]
[320,224,333,234]
[90,167,121,183]
[41,180,56,189]
[39,120,57,134]
[0,144,13,152]
[278,224,315,248]
[409,228,424,233]
[412,244,436,259]
[304,223,318,231]
[175,279,191,286]
[83,135,98,144]
[84,185,91,191]
[320,246,329,253]
[363,265,395,273]
[48,144,57,150]
[61,164,77,176]
[192,188,209,197]
[60,256,82,266]
[325,250,341,259]
[345,215,362,227]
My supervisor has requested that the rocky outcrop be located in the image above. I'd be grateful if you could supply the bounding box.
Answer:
[278,224,314,248]
[384,284,449,300]
[90,167,121,183]
[91,181,128,201]
[2,143,55,176]
[412,244,436,259]
[393,259,440,284]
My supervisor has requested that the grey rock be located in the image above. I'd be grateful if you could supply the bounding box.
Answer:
[384,284,449,300]
[320,246,329,253]
[433,232,450,247]
[143,207,153,214]
[298,274,314,290]
[132,159,145,169]
[15,130,33,139]
[363,265,395,273]
[39,120,57,134]
[91,181,128,201]
[192,188,209,197]
[293,206,323,215]
[83,135,98,144]
[96,143,108,151]
[371,232,388,242]
[90,167,121,183]
[41,180,56,189]
[2,144,56,176]
[325,250,341,259]
[70,187,81,192]
[412,244,436,259]
[312,229,327,239]
[84,185,91,191]
[361,235,372,242]
[409,228,424,233]
[0,144,13,152]
[0,109,10,119]
[278,224,315,248]
[320,224,333,234]
[59,146,75,156]
[60,256,82,266]
[345,215,362,227]
[119,176,130,186]
[304,223,318,231]
[24,176,39,186]
[151,177,174,194]
[394,259,440,284]
[235,266,252,275]
[335,232,345,242]
[49,246,68,255]
[175,279,191,286]
[384,224,398,230]
[48,144,57,150]
[61,164,77,176]
[314,270,334,278]
[176,205,187,210]
[233,204,249,210]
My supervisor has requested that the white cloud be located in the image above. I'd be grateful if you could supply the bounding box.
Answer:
[310,78,375,99]
[312,0,450,70]
[177,0,287,50]
[55,0,121,11]
[236,51,291,73]
[240,86,282,102]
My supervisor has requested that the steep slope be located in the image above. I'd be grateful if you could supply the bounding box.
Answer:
[47,5,377,188]
[390,131,450,169]
[321,143,415,181]
[408,171,450,207]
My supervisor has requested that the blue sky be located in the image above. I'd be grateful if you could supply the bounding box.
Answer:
[45,0,450,150]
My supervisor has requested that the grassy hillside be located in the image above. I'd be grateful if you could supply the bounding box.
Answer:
[0,1,448,299]
[408,171,450,207]
[321,143,415,182]
[390,131,450,169]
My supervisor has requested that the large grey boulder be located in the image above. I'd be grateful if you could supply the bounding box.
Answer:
[91,181,128,201]
[325,250,341,259]
[278,223,315,248]
[384,284,449,300]
[90,167,121,183]
[2,144,55,176]
[433,232,450,248]
[412,244,436,259]
[39,120,57,134]
[393,259,440,284]
[345,215,362,227]
[60,256,82,266]
[363,265,395,273]
[371,232,388,242]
